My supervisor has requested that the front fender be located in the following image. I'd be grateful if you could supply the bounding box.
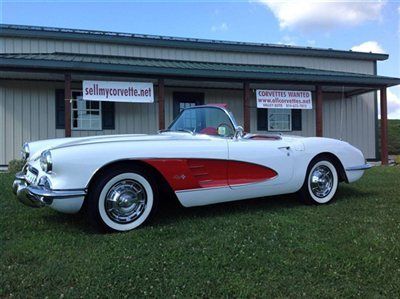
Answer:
[301,137,366,183]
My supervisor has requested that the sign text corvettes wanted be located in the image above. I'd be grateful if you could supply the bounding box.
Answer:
[13,104,371,232]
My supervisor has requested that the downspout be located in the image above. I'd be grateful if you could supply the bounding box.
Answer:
[374,61,380,161]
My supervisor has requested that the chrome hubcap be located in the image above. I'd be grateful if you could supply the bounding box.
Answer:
[105,180,147,224]
[310,165,334,198]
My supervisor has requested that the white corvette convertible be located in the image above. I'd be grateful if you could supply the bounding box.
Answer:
[13,104,370,232]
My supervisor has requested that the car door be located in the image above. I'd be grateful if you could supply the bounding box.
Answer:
[227,138,295,190]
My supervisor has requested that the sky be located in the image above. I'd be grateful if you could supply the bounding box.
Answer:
[1,0,400,118]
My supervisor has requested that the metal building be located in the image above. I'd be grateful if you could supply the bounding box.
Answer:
[1,24,399,166]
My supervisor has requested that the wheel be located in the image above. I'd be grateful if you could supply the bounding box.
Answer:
[298,158,339,205]
[87,166,158,232]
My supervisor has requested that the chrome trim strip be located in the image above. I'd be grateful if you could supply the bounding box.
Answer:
[176,185,229,193]
[345,163,372,171]
[175,176,279,193]
[26,185,87,199]
[15,171,25,181]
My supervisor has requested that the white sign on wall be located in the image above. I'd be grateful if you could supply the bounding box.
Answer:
[256,89,312,109]
[83,80,154,103]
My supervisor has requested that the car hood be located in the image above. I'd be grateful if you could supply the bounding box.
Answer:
[27,133,208,161]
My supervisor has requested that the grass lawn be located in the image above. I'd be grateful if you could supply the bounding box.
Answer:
[1,166,399,297]
[388,119,400,155]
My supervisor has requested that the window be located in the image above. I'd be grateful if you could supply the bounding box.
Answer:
[268,109,292,131]
[71,91,102,131]
[55,89,115,130]
[179,102,196,112]
[257,108,302,132]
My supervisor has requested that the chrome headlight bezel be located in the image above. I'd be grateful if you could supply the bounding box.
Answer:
[21,143,30,161]
[40,150,53,173]
[38,176,52,189]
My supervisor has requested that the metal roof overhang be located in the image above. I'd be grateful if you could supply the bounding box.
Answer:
[0,53,399,92]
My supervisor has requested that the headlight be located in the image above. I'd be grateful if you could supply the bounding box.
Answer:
[38,176,52,189]
[20,143,30,160]
[40,150,53,173]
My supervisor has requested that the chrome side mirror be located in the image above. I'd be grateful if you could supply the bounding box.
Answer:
[234,126,244,139]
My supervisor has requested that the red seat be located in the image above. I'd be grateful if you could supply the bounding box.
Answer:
[200,127,218,135]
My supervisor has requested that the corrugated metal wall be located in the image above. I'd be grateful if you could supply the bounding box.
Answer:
[0,81,62,164]
[0,36,374,74]
[323,92,376,158]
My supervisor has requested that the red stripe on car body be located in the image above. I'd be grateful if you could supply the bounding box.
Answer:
[142,158,277,191]
[227,160,278,186]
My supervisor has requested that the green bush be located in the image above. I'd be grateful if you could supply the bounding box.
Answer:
[8,159,25,173]
[388,120,400,155]
[379,120,400,155]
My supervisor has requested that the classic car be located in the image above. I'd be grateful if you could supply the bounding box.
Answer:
[13,104,370,232]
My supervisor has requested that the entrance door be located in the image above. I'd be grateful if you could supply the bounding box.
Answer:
[173,92,204,119]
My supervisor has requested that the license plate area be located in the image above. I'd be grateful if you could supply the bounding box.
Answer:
[25,168,38,185]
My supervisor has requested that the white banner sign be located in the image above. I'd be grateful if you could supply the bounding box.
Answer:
[83,80,154,103]
[256,89,312,109]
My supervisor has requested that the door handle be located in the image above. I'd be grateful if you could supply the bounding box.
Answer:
[278,146,290,150]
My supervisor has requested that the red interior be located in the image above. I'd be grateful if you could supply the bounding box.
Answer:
[200,127,218,135]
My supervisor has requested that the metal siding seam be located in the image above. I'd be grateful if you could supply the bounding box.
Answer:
[352,96,357,147]
[362,95,368,157]
[0,38,5,53]
[14,88,22,160]
[41,88,47,140]
[6,87,14,164]
[47,88,55,139]
[373,61,379,160]
[14,38,21,53]
[0,86,5,164]
[22,87,30,144]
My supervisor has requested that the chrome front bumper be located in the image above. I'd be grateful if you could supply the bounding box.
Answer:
[13,171,86,208]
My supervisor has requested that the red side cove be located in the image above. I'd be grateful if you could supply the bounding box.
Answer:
[142,158,277,191]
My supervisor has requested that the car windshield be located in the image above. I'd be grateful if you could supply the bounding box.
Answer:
[167,107,235,137]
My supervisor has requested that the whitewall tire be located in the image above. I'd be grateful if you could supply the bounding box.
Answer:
[299,158,339,205]
[87,166,158,232]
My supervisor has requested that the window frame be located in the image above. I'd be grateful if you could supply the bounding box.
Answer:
[267,108,292,132]
[55,89,65,129]
[70,90,103,131]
